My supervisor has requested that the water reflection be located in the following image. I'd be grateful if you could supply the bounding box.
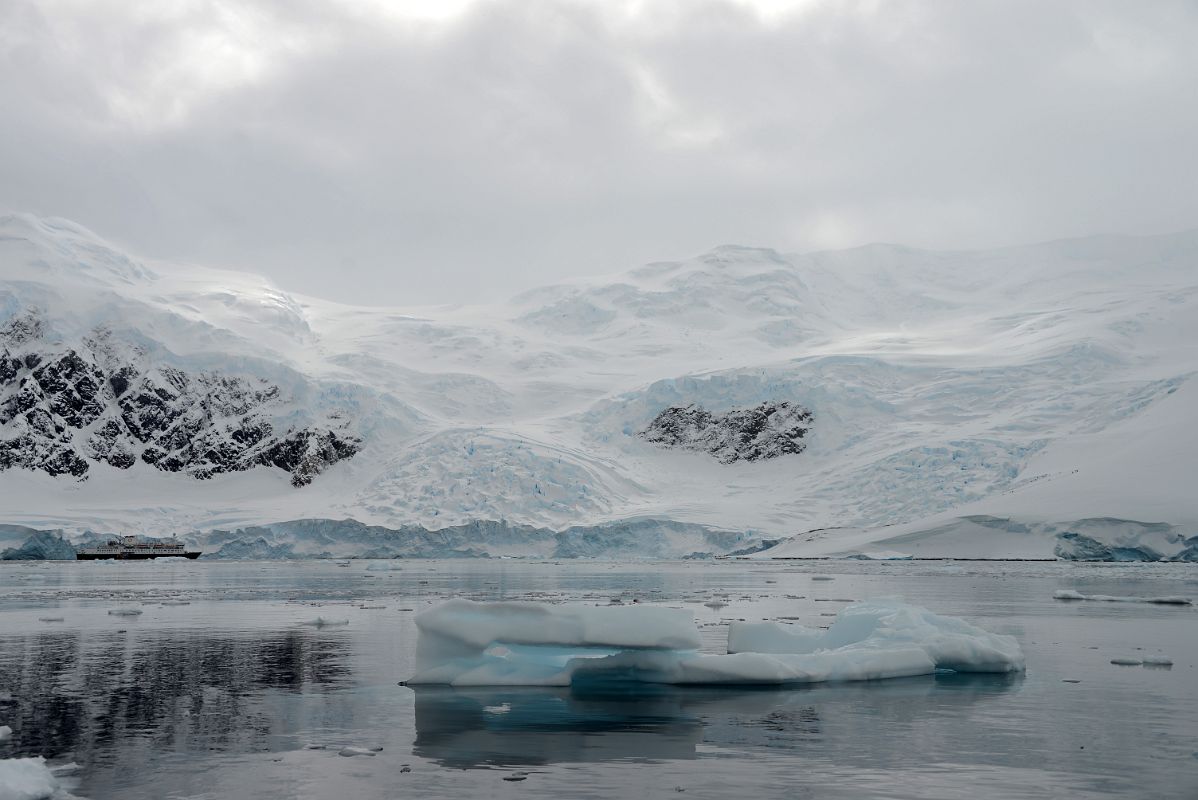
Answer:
[0,629,351,761]
[413,685,704,766]
[410,673,1023,769]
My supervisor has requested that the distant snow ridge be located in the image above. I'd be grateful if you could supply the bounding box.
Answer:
[0,312,359,486]
[639,401,813,463]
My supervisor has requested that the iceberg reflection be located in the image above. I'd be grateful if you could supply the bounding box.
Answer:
[412,685,704,767]
[411,673,1023,769]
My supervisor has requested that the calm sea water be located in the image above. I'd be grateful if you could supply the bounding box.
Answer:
[1,559,1196,799]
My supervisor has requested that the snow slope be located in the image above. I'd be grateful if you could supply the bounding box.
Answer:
[1,213,1195,558]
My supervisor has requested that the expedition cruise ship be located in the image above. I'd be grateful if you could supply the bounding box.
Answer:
[76,535,202,560]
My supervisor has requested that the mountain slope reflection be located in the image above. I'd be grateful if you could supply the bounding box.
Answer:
[411,672,1023,769]
[0,628,351,760]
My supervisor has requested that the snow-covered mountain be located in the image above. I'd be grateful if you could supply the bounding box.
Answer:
[1,213,1195,559]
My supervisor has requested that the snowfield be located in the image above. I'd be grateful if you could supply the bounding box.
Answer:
[1,213,1196,559]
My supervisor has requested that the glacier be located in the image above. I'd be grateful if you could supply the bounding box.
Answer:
[1,212,1197,559]
[405,599,1025,686]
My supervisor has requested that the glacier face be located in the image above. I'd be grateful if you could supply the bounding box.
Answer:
[0,212,1196,559]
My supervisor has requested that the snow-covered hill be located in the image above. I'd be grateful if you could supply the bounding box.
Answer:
[1,213,1195,558]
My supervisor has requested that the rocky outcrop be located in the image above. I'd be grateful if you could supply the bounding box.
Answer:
[638,401,813,463]
[0,313,359,486]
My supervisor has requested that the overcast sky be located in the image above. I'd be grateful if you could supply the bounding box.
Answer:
[2,0,1196,305]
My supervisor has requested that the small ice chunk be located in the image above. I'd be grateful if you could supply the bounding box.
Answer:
[159,600,191,606]
[107,608,143,616]
[0,725,11,741]
[811,576,834,581]
[338,747,376,757]
[301,617,349,627]
[1053,590,1191,605]
[0,756,62,800]
[38,617,64,623]
[846,551,913,561]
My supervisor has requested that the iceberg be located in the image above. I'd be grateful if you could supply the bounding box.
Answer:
[405,599,1024,686]
[0,757,61,800]
[844,551,914,561]
[1053,590,1191,605]
[727,600,1026,674]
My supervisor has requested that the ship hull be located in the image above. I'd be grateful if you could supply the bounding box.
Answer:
[76,552,202,560]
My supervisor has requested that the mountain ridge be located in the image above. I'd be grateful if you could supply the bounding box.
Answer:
[1,212,1195,559]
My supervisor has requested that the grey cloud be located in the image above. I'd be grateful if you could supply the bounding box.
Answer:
[1,0,1196,304]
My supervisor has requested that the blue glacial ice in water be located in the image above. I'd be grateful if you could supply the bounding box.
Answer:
[405,598,1025,687]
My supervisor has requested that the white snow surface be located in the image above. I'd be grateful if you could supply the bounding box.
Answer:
[406,599,1024,686]
[2,213,1197,558]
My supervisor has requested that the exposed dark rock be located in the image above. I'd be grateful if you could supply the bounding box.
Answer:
[0,354,20,384]
[0,315,359,486]
[639,401,813,463]
[258,429,362,487]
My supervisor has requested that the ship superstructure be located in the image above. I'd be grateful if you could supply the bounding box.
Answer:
[76,535,201,560]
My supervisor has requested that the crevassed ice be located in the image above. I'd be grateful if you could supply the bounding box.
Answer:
[405,598,1025,686]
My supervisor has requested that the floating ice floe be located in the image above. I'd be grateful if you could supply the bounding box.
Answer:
[364,561,403,571]
[1053,590,1192,605]
[1110,655,1173,668]
[0,756,61,800]
[338,747,379,757]
[0,725,11,741]
[107,608,143,616]
[844,551,914,561]
[404,598,1024,686]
